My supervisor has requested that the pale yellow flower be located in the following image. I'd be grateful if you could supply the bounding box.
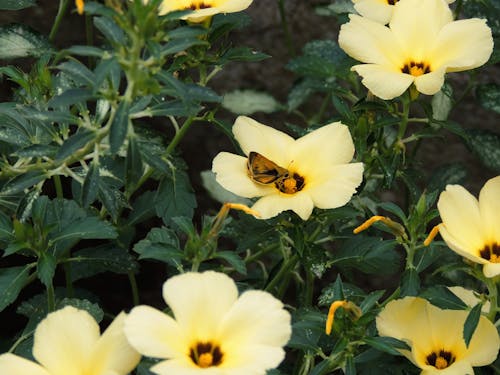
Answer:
[124,271,292,375]
[339,0,493,99]
[437,176,500,278]
[447,286,490,313]
[352,0,455,25]
[0,306,140,375]
[157,0,253,23]
[376,297,500,374]
[212,116,364,220]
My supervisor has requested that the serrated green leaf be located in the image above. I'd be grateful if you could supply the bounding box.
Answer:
[50,216,117,242]
[0,170,47,195]
[167,26,206,39]
[134,227,183,268]
[161,38,208,56]
[215,251,246,275]
[427,163,467,193]
[400,268,420,297]
[0,265,32,312]
[363,336,409,356]
[65,45,105,58]
[55,130,95,162]
[221,47,270,63]
[0,0,36,10]
[125,136,143,192]
[59,298,104,323]
[37,252,57,287]
[463,304,482,347]
[0,25,50,59]
[70,245,139,282]
[109,100,130,154]
[420,286,467,310]
[94,16,126,45]
[432,83,453,121]
[48,88,94,108]
[476,83,500,114]
[0,210,12,240]
[81,161,100,207]
[57,60,96,87]
[466,129,500,173]
[155,169,197,223]
[222,90,281,115]
[127,191,157,226]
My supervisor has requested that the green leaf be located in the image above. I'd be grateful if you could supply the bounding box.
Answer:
[0,210,12,240]
[37,253,57,287]
[427,163,467,193]
[220,47,270,63]
[94,16,126,45]
[81,161,100,207]
[57,60,96,87]
[155,168,197,223]
[0,25,50,59]
[400,268,420,297]
[133,227,183,268]
[48,88,94,108]
[55,130,96,162]
[465,129,500,173]
[0,170,47,195]
[420,286,467,310]
[363,336,409,356]
[59,298,104,323]
[222,90,281,115]
[125,136,143,192]
[161,38,208,56]
[432,83,453,121]
[476,83,500,114]
[0,0,36,10]
[127,191,157,226]
[70,245,139,282]
[0,265,32,312]
[50,216,117,242]
[65,45,105,58]
[215,251,246,275]
[167,26,206,39]
[109,100,130,154]
[463,304,482,347]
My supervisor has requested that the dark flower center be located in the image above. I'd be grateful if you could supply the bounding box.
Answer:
[479,242,500,263]
[426,349,456,369]
[184,1,212,10]
[401,61,431,76]
[275,172,305,194]
[190,342,223,368]
[387,0,398,4]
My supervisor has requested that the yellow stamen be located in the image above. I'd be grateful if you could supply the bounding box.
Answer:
[75,0,84,15]
[491,254,500,263]
[424,224,441,246]
[326,300,347,335]
[435,356,448,369]
[353,216,386,234]
[198,353,213,368]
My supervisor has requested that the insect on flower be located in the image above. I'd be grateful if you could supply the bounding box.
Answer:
[247,151,305,194]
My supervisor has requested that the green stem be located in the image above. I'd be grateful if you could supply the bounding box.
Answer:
[165,116,196,155]
[485,276,499,321]
[397,96,411,141]
[49,0,71,43]
[128,271,140,306]
[265,254,299,293]
[53,174,64,199]
[277,0,295,56]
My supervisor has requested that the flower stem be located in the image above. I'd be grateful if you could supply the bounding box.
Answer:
[485,275,499,321]
[265,254,299,293]
[128,271,140,306]
[47,282,56,312]
[277,0,295,56]
[165,116,196,155]
[397,95,411,141]
[49,0,71,43]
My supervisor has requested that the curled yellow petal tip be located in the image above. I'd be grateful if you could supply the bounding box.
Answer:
[325,300,348,335]
[76,0,84,15]
[424,224,441,246]
[224,203,261,218]
[353,215,386,234]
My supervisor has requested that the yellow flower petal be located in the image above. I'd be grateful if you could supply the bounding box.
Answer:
[438,225,487,264]
[351,64,414,100]
[0,353,50,375]
[437,184,484,253]
[483,262,500,278]
[252,192,315,220]
[91,312,140,375]
[479,176,500,243]
[390,0,452,61]
[430,19,493,72]
[339,15,403,66]
[125,305,187,359]
[163,271,239,339]
[352,0,393,25]
[290,123,355,170]
[233,116,294,167]
[413,68,446,96]
[33,306,99,374]
[306,163,364,209]
[212,152,272,198]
